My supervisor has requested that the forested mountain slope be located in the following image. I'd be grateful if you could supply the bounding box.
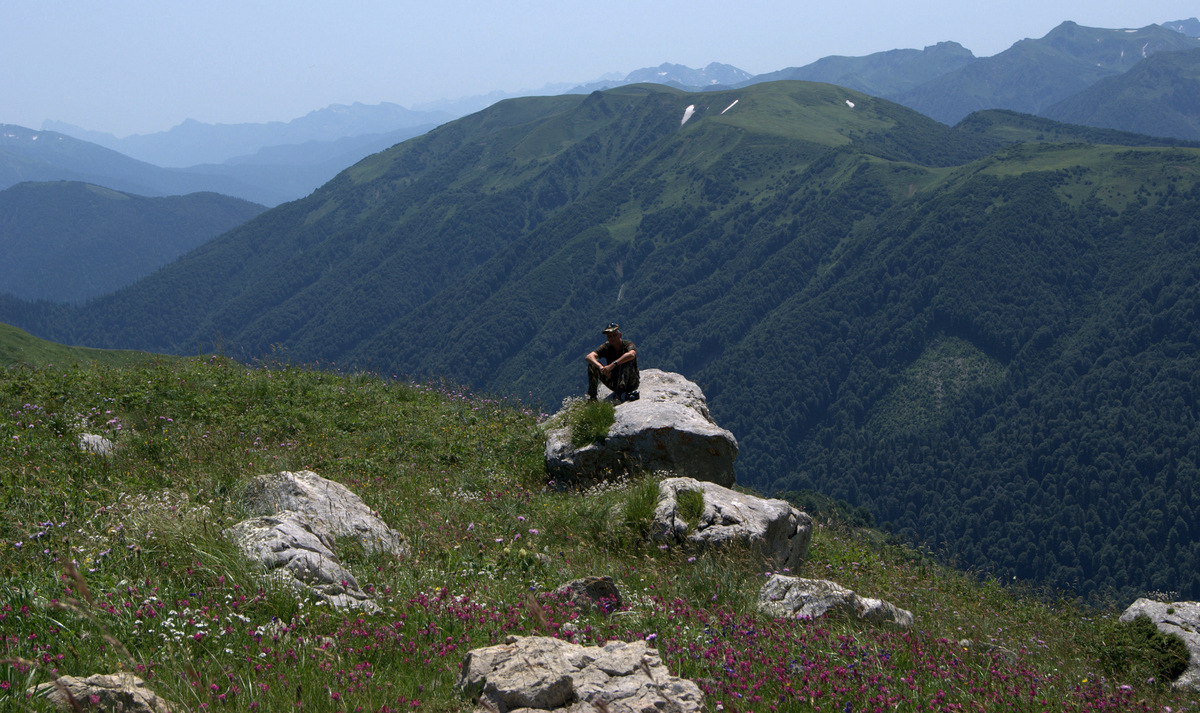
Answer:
[1042,48,1200,141]
[3,81,1198,601]
[0,181,265,302]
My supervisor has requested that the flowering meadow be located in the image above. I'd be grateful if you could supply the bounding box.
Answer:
[1,356,1196,711]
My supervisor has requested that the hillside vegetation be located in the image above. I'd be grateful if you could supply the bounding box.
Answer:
[3,81,1200,603]
[1,348,1197,711]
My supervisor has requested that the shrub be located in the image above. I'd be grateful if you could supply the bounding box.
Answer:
[1096,614,1191,685]
[568,399,616,447]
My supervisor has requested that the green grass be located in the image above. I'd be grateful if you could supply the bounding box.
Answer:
[677,488,705,532]
[546,396,616,447]
[1,355,1196,712]
[0,322,170,369]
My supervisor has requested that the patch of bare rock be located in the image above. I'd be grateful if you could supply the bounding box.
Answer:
[30,672,175,713]
[759,574,915,629]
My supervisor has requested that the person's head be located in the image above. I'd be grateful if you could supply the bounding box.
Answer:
[603,322,622,344]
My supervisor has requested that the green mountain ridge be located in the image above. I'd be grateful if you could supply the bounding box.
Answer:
[3,81,1199,601]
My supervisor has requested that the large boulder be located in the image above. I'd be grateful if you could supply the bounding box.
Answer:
[241,469,408,556]
[652,477,813,572]
[227,470,407,611]
[545,369,737,487]
[1120,598,1200,689]
[759,575,914,629]
[457,635,703,713]
[227,511,380,612]
[30,672,175,712]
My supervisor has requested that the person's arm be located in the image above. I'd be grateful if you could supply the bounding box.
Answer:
[586,350,603,369]
[609,348,636,366]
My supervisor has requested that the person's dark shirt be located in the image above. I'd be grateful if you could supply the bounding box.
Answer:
[594,339,637,366]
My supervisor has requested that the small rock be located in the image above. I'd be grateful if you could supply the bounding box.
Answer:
[759,575,914,629]
[30,672,175,713]
[553,576,623,612]
[78,433,116,457]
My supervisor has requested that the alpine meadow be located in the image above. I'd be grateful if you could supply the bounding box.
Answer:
[4,80,1200,603]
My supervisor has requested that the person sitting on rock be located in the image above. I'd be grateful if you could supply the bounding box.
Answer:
[586,323,640,402]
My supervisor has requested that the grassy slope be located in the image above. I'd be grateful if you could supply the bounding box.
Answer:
[1,339,1194,711]
[0,322,170,368]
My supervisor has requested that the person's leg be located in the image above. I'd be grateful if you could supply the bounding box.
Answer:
[587,362,602,399]
[612,363,639,400]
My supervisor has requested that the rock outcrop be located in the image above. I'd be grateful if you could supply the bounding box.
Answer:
[1120,598,1200,689]
[545,369,737,487]
[759,575,914,629]
[226,470,407,612]
[458,635,703,713]
[652,477,813,572]
[30,672,175,712]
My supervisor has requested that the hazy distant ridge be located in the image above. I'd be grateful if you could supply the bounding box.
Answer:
[46,102,452,167]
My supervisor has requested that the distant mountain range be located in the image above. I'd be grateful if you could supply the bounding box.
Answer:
[1163,17,1200,37]
[744,41,976,97]
[0,181,264,302]
[46,102,452,167]
[5,17,1198,210]
[2,123,433,206]
[1042,47,1200,141]
[887,21,1200,125]
[2,124,266,200]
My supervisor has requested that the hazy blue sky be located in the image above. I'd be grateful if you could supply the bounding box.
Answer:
[3,1,1196,136]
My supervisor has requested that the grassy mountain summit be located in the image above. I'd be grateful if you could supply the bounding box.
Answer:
[4,81,1200,602]
[0,349,1196,711]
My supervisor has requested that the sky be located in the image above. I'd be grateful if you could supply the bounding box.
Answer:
[2,1,1197,137]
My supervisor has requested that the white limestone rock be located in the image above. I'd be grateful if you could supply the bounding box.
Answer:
[759,575,914,629]
[545,369,737,487]
[458,635,703,713]
[652,476,813,572]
